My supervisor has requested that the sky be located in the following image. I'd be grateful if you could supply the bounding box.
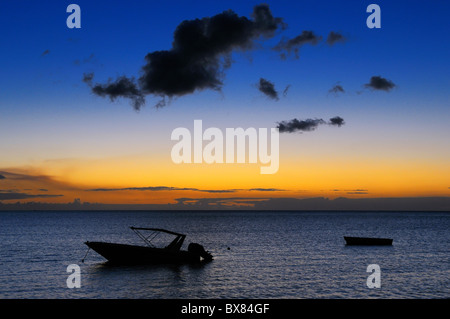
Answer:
[0,0,449,210]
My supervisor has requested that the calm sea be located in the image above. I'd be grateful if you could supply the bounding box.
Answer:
[0,211,448,299]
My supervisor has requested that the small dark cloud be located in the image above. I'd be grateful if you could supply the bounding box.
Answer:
[0,174,5,180]
[258,78,279,100]
[277,116,345,133]
[328,84,345,95]
[41,50,50,57]
[274,30,322,59]
[326,31,347,46]
[364,76,396,92]
[82,73,94,85]
[347,191,369,195]
[329,116,345,127]
[277,118,326,133]
[39,189,48,192]
[88,4,285,110]
[200,189,238,193]
[249,188,285,192]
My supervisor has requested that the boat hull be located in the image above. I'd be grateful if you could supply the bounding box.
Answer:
[85,241,201,264]
[344,236,393,246]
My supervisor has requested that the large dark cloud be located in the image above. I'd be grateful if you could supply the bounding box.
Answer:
[258,78,279,100]
[364,76,396,91]
[277,117,345,133]
[88,4,285,110]
[0,174,5,180]
[274,30,322,59]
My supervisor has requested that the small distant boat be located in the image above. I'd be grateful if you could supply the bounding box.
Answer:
[344,236,393,246]
[85,227,213,265]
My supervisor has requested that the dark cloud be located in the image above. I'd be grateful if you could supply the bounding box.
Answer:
[248,188,285,192]
[41,50,50,57]
[277,118,326,133]
[277,116,345,133]
[91,76,145,111]
[329,116,345,127]
[326,31,347,46]
[0,174,5,180]
[0,191,63,201]
[274,30,322,59]
[258,78,279,100]
[328,84,345,95]
[88,186,197,192]
[251,4,287,37]
[88,4,285,110]
[364,76,396,91]
[87,186,284,193]
[82,73,94,85]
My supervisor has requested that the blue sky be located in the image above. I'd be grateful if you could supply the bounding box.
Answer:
[1,0,448,115]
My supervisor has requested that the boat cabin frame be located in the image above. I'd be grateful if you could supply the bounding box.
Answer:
[130,227,186,251]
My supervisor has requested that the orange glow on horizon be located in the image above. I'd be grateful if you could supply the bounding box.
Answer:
[0,151,449,205]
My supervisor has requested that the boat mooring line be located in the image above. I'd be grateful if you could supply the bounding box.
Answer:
[81,247,91,263]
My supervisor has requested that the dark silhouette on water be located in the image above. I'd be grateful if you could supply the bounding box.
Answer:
[85,227,213,265]
[344,236,393,246]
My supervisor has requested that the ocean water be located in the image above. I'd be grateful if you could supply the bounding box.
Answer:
[0,211,448,299]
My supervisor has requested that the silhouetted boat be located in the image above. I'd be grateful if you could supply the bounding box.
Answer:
[85,227,213,264]
[344,236,393,246]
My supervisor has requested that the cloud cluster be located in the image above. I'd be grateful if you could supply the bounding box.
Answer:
[86,4,285,110]
[328,75,396,96]
[277,116,345,133]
